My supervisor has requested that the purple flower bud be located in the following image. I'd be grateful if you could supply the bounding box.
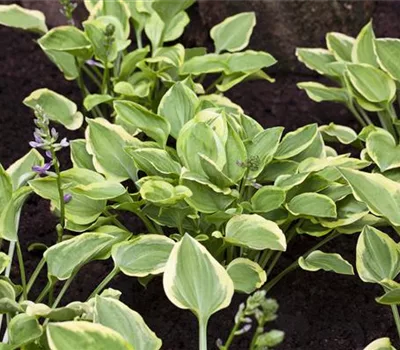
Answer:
[33,132,43,144]
[32,162,51,176]
[29,141,42,148]
[51,127,58,139]
[63,193,72,203]
[59,138,69,148]
[86,59,103,68]
[45,150,53,159]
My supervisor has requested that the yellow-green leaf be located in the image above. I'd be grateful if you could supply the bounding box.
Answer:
[0,4,47,34]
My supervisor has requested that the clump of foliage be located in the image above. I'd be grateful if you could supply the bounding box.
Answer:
[0,1,400,349]
[297,21,400,141]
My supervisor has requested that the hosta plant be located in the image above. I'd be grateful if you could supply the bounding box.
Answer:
[1,1,400,349]
[297,21,400,141]
[303,123,400,346]
[0,1,276,120]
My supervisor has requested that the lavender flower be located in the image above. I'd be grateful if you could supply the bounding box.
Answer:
[59,138,69,148]
[86,59,103,68]
[29,105,69,155]
[32,162,51,176]
[51,127,58,139]
[63,193,72,203]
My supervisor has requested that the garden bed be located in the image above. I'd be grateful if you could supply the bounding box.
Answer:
[1,1,400,349]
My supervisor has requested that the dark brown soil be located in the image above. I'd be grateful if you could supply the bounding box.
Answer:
[1,1,400,349]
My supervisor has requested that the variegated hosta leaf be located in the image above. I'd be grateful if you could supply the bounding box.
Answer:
[376,38,400,81]
[351,21,378,67]
[346,63,396,103]
[47,321,133,350]
[158,81,199,139]
[0,4,48,34]
[139,179,192,206]
[251,186,285,213]
[226,258,266,293]
[295,48,336,76]
[298,250,354,275]
[326,32,355,62]
[366,129,400,172]
[72,181,126,200]
[0,164,12,215]
[86,118,138,182]
[319,123,358,145]
[163,233,234,348]
[9,314,43,349]
[340,168,400,226]
[23,89,83,130]
[0,252,10,274]
[112,235,175,277]
[94,296,162,350]
[225,214,286,251]
[297,82,348,103]
[113,100,170,147]
[45,226,130,280]
[25,302,84,321]
[210,12,256,53]
[287,193,337,218]
[29,168,107,225]
[356,226,400,284]
[0,186,32,241]
[180,174,236,213]
[363,338,396,350]
[275,124,318,159]
[126,147,181,178]
[6,149,44,190]
[70,139,95,171]
[38,26,92,59]
[376,288,400,305]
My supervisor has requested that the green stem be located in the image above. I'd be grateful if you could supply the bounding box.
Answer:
[103,209,129,231]
[26,257,46,297]
[16,242,27,300]
[249,325,264,350]
[264,225,298,274]
[355,103,373,125]
[135,29,143,49]
[263,232,340,293]
[4,241,15,278]
[51,148,65,243]
[347,102,367,127]
[378,109,397,141]
[259,249,273,269]
[88,267,120,300]
[43,275,76,326]
[221,320,241,349]
[134,210,161,235]
[113,52,122,78]
[266,251,283,276]
[227,246,234,264]
[391,304,400,343]
[214,242,227,259]
[82,65,102,89]
[205,75,223,94]
[199,318,208,350]
[52,274,75,308]
[35,281,53,303]
[238,168,249,202]
[102,61,109,95]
